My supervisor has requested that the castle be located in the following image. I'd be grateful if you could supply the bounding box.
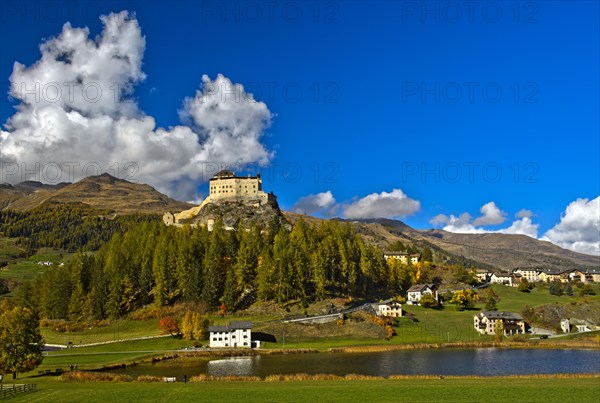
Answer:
[163,169,277,227]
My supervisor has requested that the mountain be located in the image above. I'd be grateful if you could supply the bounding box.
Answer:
[346,218,599,271]
[0,173,193,214]
[2,175,597,270]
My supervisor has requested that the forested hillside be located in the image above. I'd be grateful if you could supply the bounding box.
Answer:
[0,205,160,254]
[17,219,437,321]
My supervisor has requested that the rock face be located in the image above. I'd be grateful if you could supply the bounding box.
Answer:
[163,196,287,230]
[172,197,286,230]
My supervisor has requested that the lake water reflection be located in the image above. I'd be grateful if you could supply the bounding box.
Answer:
[112,349,600,379]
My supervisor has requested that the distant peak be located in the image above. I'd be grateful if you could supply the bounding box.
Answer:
[83,172,128,184]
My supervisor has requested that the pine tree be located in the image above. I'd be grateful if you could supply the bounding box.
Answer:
[68,282,86,321]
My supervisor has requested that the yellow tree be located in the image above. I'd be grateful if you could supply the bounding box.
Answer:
[450,289,478,311]
[181,310,194,340]
[495,321,504,343]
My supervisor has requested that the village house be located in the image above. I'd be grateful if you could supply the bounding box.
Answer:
[561,319,571,333]
[586,268,600,283]
[475,269,492,283]
[569,268,600,283]
[576,324,591,332]
[208,321,253,348]
[473,311,526,336]
[512,267,542,283]
[490,272,513,286]
[407,284,438,305]
[538,268,570,283]
[383,252,420,265]
[372,299,403,317]
[568,269,591,283]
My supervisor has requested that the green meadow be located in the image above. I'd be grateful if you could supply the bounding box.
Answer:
[5,376,599,403]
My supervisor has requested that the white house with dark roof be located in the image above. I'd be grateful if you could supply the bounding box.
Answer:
[474,311,526,335]
[372,299,403,317]
[208,321,252,348]
[407,284,438,305]
[490,272,514,286]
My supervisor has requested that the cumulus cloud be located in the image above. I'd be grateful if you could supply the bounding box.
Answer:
[292,191,337,216]
[516,209,533,218]
[342,189,420,220]
[0,11,273,201]
[430,214,450,227]
[429,202,538,238]
[472,202,506,226]
[498,217,539,238]
[541,197,600,256]
[438,213,489,234]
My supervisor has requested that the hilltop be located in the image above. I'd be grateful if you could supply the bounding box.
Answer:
[0,173,193,214]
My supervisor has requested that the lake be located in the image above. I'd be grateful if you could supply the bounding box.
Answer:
[111,348,600,378]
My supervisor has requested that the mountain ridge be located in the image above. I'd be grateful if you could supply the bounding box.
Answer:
[0,173,193,214]
[1,174,597,270]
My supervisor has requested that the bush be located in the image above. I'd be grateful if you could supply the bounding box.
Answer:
[59,371,132,382]
[419,293,438,309]
[517,279,532,293]
[136,375,163,382]
[159,316,180,336]
[549,281,563,296]
[579,284,596,296]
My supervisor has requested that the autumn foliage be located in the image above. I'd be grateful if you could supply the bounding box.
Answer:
[159,316,180,336]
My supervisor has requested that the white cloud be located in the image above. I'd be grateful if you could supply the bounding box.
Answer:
[541,197,600,256]
[292,191,337,216]
[0,11,273,201]
[441,213,489,234]
[430,214,450,227]
[342,189,420,220]
[472,201,506,226]
[498,217,539,238]
[516,209,533,218]
[430,202,538,238]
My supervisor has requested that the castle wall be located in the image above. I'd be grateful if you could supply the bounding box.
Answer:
[209,176,266,202]
[164,173,275,227]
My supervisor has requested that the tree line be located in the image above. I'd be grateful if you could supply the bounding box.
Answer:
[18,219,436,321]
[0,205,160,254]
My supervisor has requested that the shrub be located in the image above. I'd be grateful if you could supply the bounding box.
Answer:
[136,375,163,382]
[59,371,132,382]
[419,293,438,309]
[579,284,596,296]
[159,316,180,336]
[548,281,563,296]
[517,279,531,293]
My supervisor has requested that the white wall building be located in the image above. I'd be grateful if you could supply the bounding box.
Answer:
[372,299,403,317]
[406,284,438,305]
[474,311,526,335]
[208,321,253,348]
[512,268,541,283]
[490,273,513,286]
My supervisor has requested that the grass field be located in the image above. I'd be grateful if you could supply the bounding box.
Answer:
[6,376,600,402]
[41,318,163,345]
[0,246,70,284]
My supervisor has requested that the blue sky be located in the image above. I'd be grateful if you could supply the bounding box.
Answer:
[0,1,599,254]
